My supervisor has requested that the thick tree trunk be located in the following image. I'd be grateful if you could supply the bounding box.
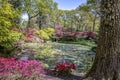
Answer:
[86,0,120,80]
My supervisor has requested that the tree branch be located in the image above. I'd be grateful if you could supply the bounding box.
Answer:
[30,12,39,19]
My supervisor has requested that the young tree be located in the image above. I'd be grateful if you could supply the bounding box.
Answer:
[86,0,120,79]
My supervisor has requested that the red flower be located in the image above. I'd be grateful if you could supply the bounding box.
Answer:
[70,63,76,70]
[54,61,76,76]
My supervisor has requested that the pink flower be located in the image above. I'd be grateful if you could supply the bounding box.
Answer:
[0,57,46,79]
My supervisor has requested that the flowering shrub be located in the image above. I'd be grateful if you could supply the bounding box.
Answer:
[54,24,97,41]
[74,31,96,40]
[12,27,44,43]
[0,57,45,80]
[23,28,39,42]
[54,24,64,37]
[74,32,83,39]
[86,31,96,39]
[54,61,76,76]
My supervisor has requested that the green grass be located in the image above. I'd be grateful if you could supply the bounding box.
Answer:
[59,40,96,47]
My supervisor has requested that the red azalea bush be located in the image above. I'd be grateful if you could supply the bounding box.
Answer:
[0,57,45,79]
[54,61,76,76]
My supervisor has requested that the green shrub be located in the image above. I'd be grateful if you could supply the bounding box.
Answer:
[0,1,21,50]
[36,27,54,40]
[0,28,23,49]
[43,27,55,38]
[36,30,50,40]
[36,43,56,59]
[0,1,19,27]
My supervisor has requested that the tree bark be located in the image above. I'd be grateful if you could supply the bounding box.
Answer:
[86,0,120,80]
[38,13,42,29]
[27,12,31,28]
[92,14,97,31]
[27,12,39,28]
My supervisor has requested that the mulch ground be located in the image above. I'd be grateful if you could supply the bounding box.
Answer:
[40,70,85,80]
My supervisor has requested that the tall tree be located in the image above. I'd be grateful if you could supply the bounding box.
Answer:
[87,0,100,31]
[86,0,120,79]
[23,0,39,28]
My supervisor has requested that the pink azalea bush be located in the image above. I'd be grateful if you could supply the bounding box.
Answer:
[22,28,40,42]
[75,31,96,40]
[54,25,97,41]
[0,57,45,79]
[12,27,44,43]
[54,24,64,37]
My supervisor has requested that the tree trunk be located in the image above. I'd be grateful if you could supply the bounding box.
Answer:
[27,18,31,28]
[86,0,120,80]
[38,13,42,29]
[92,14,97,31]
[27,12,31,28]
[27,11,39,28]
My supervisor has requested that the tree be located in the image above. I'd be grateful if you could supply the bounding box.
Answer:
[45,0,58,28]
[23,0,56,29]
[0,1,22,51]
[8,0,22,26]
[85,0,120,79]
[23,0,39,28]
[87,0,100,31]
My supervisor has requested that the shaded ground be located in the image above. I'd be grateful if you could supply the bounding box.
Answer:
[40,42,95,80]
[21,42,95,80]
[47,42,95,72]
[42,73,84,80]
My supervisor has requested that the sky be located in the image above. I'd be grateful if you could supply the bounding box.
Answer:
[54,0,86,10]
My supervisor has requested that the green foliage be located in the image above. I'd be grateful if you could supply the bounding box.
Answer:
[0,1,21,49]
[36,43,56,59]
[0,1,19,27]
[37,27,54,40]
[37,30,49,40]
[0,27,23,49]
[43,27,55,38]
[61,40,96,47]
